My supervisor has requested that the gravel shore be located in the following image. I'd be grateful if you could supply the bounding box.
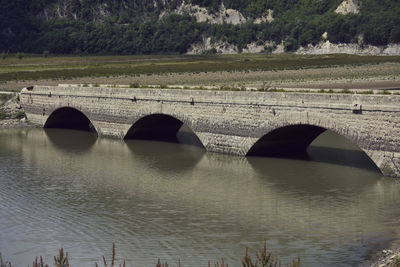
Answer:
[366,248,400,267]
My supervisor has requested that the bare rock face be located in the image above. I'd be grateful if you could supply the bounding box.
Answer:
[188,37,400,55]
[296,41,400,56]
[173,2,246,25]
[40,1,111,22]
[219,3,247,24]
[171,2,274,25]
[254,9,274,24]
[189,39,269,55]
[1,96,21,115]
[383,44,400,55]
[335,0,360,15]
[0,94,32,128]
[272,43,285,54]
[242,43,265,53]
[187,37,239,54]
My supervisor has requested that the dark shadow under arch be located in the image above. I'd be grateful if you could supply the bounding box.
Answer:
[246,124,381,173]
[44,107,97,133]
[247,125,326,157]
[124,114,204,148]
[125,114,182,142]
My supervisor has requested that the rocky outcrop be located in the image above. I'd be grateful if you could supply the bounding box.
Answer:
[296,41,400,56]
[382,44,400,55]
[335,0,360,15]
[369,248,400,267]
[187,38,282,55]
[43,0,275,25]
[187,25,399,55]
[187,37,239,54]
[0,95,24,118]
[187,38,400,55]
[166,1,247,25]
[242,43,265,53]
[0,94,33,129]
[254,9,274,24]
[40,0,111,22]
[39,0,170,22]
[165,2,274,25]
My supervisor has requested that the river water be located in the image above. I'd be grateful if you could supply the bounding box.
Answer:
[0,128,400,267]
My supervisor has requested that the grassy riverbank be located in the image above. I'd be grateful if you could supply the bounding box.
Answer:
[1,54,400,92]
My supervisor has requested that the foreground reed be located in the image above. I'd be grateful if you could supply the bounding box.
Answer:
[0,252,13,267]
[1,240,300,267]
[95,243,126,267]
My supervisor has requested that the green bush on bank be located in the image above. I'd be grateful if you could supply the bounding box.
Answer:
[0,94,12,102]
[0,111,8,120]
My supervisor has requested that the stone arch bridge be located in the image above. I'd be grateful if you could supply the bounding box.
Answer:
[20,85,400,178]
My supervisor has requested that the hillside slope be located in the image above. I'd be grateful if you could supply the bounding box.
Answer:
[1,0,399,55]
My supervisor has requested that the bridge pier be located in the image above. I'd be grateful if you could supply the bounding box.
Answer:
[366,150,400,179]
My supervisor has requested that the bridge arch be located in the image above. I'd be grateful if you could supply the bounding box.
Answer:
[246,119,382,174]
[44,107,98,133]
[124,113,205,148]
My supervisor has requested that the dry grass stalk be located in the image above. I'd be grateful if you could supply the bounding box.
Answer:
[0,252,14,267]
[156,259,168,267]
[54,248,69,267]
[242,247,253,267]
[241,240,300,267]
[31,256,49,267]
[98,243,126,267]
[213,258,228,267]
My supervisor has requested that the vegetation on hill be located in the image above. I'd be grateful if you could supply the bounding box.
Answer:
[1,0,400,54]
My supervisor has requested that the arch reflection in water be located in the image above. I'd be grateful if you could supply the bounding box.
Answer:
[44,128,97,152]
[125,139,205,174]
[124,113,205,172]
[307,130,381,173]
[247,156,380,197]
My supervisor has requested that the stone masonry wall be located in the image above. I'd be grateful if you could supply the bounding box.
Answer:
[20,85,400,178]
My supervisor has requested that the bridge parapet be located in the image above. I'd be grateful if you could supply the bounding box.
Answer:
[20,85,400,178]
